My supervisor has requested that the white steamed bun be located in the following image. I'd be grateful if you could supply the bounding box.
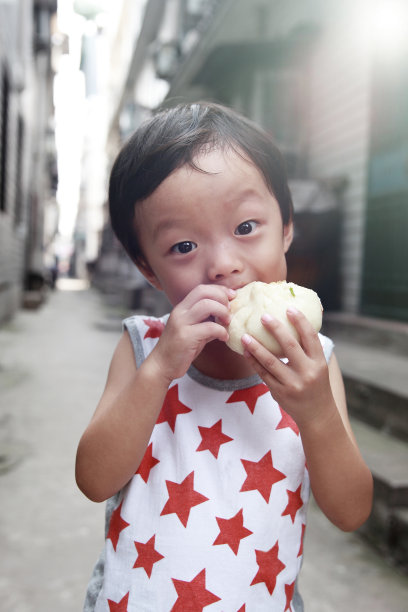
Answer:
[226,281,323,355]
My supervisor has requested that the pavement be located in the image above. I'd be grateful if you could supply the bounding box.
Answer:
[0,279,407,612]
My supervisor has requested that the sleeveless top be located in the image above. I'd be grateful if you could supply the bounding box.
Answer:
[84,314,334,612]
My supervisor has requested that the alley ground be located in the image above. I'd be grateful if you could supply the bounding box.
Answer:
[0,281,407,612]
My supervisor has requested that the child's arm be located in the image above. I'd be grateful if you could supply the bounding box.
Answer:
[75,284,234,503]
[241,309,373,532]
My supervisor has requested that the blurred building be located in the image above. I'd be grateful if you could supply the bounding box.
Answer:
[66,0,149,310]
[0,0,58,324]
[89,0,407,324]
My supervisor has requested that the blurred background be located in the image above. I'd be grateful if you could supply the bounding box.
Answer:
[0,0,408,610]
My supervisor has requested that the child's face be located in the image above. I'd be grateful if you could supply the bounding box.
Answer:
[135,147,293,306]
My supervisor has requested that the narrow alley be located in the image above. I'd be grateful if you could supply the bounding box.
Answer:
[0,283,407,611]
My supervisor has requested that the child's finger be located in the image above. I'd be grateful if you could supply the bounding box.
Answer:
[285,307,322,358]
[241,333,285,384]
[259,313,304,361]
[186,284,235,308]
[198,320,230,344]
[189,298,231,326]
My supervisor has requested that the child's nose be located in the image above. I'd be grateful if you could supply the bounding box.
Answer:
[207,244,242,282]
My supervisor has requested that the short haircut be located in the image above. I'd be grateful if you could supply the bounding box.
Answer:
[109,101,293,265]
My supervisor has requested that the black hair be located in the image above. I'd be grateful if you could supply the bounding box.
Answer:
[109,101,293,265]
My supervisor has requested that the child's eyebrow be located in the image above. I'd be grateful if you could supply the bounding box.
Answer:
[226,188,270,210]
[233,188,263,203]
[152,217,190,240]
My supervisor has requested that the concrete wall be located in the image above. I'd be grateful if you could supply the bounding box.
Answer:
[305,1,372,313]
[0,0,57,324]
[253,0,373,312]
[0,1,29,321]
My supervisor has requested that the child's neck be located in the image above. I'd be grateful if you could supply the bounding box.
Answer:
[193,340,256,381]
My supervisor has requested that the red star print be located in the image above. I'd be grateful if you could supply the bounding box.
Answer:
[108,591,129,611]
[298,523,306,557]
[157,384,192,432]
[136,442,160,482]
[240,451,286,502]
[196,419,233,458]
[213,508,253,555]
[282,485,303,523]
[107,501,130,551]
[250,541,286,595]
[143,318,165,339]
[237,606,246,612]
[276,405,299,435]
[171,569,221,611]
[226,383,269,414]
[284,580,296,611]
[133,534,164,577]
[161,471,209,527]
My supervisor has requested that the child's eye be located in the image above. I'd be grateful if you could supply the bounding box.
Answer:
[235,220,258,235]
[171,241,197,254]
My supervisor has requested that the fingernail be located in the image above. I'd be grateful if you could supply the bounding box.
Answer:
[287,307,299,315]
[261,313,274,323]
[227,288,237,298]
[241,333,252,345]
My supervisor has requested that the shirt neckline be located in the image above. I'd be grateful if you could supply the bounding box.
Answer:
[187,363,262,391]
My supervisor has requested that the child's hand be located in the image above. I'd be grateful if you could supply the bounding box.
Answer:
[149,284,235,384]
[241,308,334,428]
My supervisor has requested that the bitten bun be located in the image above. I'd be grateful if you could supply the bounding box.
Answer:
[226,281,323,355]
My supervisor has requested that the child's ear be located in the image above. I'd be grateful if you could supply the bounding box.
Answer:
[283,221,294,254]
[136,258,163,292]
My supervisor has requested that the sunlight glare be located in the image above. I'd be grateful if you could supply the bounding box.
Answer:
[369,0,408,57]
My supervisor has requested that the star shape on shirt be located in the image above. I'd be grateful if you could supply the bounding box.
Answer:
[133,534,164,577]
[298,523,306,557]
[250,541,286,595]
[213,507,253,555]
[240,451,286,502]
[157,384,192,432]
[161,471,209,527]
[276,405,299,435]
[226,383,269,414]
[143,318,165,339]
[282,485,303,523]
[284,580,296,611]
[108,591,129,611]
[171,569,221,611]
[237,606,246,612]
[136,442,160,482]
[196,419,233,458]
[107,501,130,552]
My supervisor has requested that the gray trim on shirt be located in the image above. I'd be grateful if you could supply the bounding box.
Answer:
[122,314,334,392]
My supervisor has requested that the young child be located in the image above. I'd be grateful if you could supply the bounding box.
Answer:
[76,102,373,611]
